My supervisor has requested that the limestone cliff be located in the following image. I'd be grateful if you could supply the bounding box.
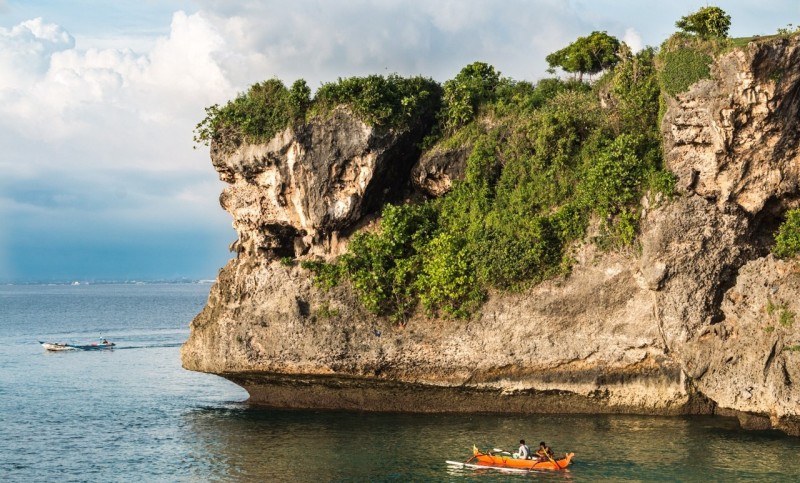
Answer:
[182,36,800,435]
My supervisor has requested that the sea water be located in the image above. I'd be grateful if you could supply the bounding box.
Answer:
[1,283,799,482]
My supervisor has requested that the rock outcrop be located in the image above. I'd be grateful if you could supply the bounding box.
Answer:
[410,144,469,197]
[182,36,800,435]
[651,36,800,435]
[213,106,426,259]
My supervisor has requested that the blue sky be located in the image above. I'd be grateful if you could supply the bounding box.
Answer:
[1,1,798,282]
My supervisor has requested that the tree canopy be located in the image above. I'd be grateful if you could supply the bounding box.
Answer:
[441,61,502,132]
[546,31,622,80]
[675,6,731,39]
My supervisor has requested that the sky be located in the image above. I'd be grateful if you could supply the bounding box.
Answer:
[0,1,797,283]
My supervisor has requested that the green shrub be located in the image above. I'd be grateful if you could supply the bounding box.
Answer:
[338,203,437,319]
[580,134,647,218]
[416,233,484,318]
[780,309,795,328]
[475,216,562,289]
[550,203,587,243]
[316,302,340,318]
[767,298,777,316]
[610,48,660,135]
[193,79,296,148]
[614,210,640,247]
[288,79,311,120]
[301,259,343,290]
[195,75,441,150]
[648,170,677,200]
[312,74,441,130]
[768,68,785,84]
[777,24,800,36]
[440,62,501,132]
[774,209,800,258]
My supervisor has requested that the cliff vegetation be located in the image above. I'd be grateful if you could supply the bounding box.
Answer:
[194,10,800,323]
[304,51,672,320]
[194,75,441,151]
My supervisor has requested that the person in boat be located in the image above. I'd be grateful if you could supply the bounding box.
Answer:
[536,441,554,462]
[102,339,109,345]
[513,439,531,459]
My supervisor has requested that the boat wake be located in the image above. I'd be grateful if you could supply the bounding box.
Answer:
[114,342,184,350]
[40,341,184,352]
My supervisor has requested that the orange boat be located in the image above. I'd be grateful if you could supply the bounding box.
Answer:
[469,445,574,470]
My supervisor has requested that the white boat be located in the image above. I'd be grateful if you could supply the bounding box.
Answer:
[40,340,116,351]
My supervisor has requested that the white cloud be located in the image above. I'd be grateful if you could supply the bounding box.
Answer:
[623,27,643,53]
[0,12,234,167]
[193,0,593,87]
[421,0,495,33]
[0,17,74,89]
[0,12,237,280]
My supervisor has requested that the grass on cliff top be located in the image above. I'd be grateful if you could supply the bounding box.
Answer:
[193,78,302,150]
[310,74,442,130]
[656,31,800,97]
[657,34,717,96]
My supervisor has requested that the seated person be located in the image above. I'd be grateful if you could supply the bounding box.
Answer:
[513,439,531,459]
[536,441,554,462]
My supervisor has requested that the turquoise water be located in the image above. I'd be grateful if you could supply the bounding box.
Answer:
[1,283,799,482]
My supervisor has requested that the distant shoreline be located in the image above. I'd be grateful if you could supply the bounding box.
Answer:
[2,279,216,286]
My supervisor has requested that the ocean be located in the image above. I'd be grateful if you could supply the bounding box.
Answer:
[1,283,799,482]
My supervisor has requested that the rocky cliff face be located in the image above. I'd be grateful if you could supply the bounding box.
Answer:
[651,36,800,435]
[212,106,425,259]
[182,37,800,435]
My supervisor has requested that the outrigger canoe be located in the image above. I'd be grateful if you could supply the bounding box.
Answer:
[447,446,574,472]
[40,341,116,351]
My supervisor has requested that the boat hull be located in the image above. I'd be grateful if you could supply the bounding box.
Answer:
[40,342,75,351]
[40,341,115,351]
[446,461,536,473]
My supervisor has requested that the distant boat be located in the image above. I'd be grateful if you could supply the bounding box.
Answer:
[40,340,116,351]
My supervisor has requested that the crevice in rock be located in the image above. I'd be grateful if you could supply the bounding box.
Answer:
[750,195,796,255]
[774,67,800,156]
[296,298,310,318]
[359,126,429,216]
[684,379,717,415]
[781,360,792,386]
[709,263,740,325]
[709,195,800,325]
[652,292,671,353]
[763,339,778,381]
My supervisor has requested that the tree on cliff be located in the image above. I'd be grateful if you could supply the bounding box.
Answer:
[441,61,501,132]
[546,31,621,81]
[675,6,731,39]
